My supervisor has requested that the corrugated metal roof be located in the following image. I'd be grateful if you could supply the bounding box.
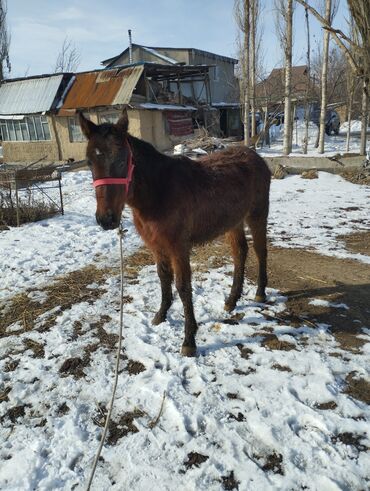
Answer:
[0,74,65,115]
[59,66,144,114]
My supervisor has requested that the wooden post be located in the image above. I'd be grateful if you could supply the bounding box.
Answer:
[51,115,63,161]
[15,183,20,227]
[58,176,64,215]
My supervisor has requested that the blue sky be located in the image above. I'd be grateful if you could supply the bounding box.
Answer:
[8,0,350,78]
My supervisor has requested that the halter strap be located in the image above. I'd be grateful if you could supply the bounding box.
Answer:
[93,141,134,194]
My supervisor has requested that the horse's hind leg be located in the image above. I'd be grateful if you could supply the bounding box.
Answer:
[152,256,174,325]
[224,225,248,312]
[247,215,268,303]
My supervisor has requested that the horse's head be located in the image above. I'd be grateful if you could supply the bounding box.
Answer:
[79,109,133,230]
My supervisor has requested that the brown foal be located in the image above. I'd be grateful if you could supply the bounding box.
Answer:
[80,109,271,357]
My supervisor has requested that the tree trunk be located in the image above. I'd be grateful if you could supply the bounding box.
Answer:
[345,91,353,153]
[303,7,311,154]
[243,0,251,146]
[283,0,293,155]
[318,0,331,154]
[250,0,256,138]
[360,78,368,155]
[263,107,270,146]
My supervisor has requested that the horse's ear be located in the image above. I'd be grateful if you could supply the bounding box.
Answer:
[78,111,97,139]
[116,108,129,134]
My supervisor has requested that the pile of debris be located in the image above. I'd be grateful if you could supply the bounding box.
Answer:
[173,129,240,158]
[340,167,370,185]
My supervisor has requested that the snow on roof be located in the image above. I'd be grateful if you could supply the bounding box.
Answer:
[141,46,179,65]
[138,102,197,111]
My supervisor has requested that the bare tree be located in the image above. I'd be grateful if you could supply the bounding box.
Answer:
[54,37,81,73]
[235,0,251,145]
[0,0,11,82]
[275,0,294,155]
[296,0,369,155]
[345,15,357,152]
[317,0,339,153]
[250,0,259,138]
[347,0,369,155]
[302,6,311,154]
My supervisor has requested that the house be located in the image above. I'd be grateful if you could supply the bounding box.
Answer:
[0,65,200,162]
[102,43,241,137]
[256,65,317,117]
[0,46,240,163]
[58,64,198,158]
[0,73,74,162]
[101,43,239,105]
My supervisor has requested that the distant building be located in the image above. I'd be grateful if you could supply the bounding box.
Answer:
[0,45,241,163]
[0,73,74,162]
[102,43,239,105]
[256,65,312,106]
[102,43,242,137]
[0,66,198,162]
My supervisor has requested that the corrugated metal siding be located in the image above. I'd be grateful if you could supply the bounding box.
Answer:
[113,66,144,105]
[59,66,144,113]
[0,75,64,115]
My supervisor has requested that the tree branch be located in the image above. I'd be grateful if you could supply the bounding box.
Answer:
[295,0,360,75]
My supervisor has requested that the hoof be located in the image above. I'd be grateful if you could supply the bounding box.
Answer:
[224,299,236,312]
[255,294,266,303]
[181,345,197,357]
[152,312,166,325]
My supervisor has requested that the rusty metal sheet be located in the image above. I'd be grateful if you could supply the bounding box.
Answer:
[59,66,144,113]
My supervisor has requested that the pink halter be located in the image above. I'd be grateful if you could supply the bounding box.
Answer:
[93,141,134,195]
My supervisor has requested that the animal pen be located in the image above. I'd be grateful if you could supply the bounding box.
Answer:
[0,164,64,227]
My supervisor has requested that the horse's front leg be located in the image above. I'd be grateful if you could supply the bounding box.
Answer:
[172,250,198,357]
[152,256,174,325]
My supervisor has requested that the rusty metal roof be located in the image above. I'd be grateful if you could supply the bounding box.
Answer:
[59,66,144,114]
[0,74,67,115]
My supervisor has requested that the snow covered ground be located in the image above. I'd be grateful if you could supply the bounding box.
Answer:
[0,170,369,490]
[260,121,368,157]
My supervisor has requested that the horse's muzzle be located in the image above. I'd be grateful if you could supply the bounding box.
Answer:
[96,211,120,230]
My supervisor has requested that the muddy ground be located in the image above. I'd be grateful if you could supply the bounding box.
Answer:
[192,230,370,355]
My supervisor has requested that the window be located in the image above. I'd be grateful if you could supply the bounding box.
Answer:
[34,116,44,140]
[27,117,36,140]
[0,120,8,141]
[41,115,51,140]
[0,116,52,141]
[8,121,16,141]
[21,120,29,140]
[68,117,86,142]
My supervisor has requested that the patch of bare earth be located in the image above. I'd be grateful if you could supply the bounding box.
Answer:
[0,264,115,338]
[92,406,145,445]
[193,235,370,356]
[339,230,370,256]
[0,247,152,341]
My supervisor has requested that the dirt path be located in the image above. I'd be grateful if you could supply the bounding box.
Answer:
[193,233,370,352]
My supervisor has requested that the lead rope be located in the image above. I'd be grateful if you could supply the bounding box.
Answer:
[85,225,126,491]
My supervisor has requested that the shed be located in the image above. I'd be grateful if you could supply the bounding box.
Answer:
[57,65,197,159]
[0,73,74,163]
